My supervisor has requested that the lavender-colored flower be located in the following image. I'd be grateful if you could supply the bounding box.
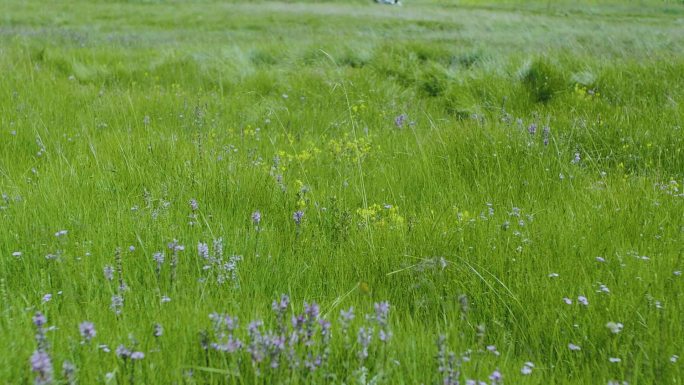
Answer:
[563,297,573,305]
[528,123,537,135]
[131,352,145,360]
[198,242,210,261]
[489,369,503,385]
[578,295,589,306]
[251,210,262,225]
[542,125,550,145]
[110,295,123,315]
[357,327,372,360]
[596,256,606,263]
[568,343,581,351]
[115,345,131,359]
[394,114,407,128]
[30,350,53,385]
[609,357,621,363]
[79,321,96,342]
[33,312,47,328]
[293,210,304,226]
[571,152,581,164]
[154,323,163,338]
[374,301,390,326]
[42,294,52,303]
[340,307,355,326]
[54,230,68,237]
[161,295,171,303]
[62,361,76,385]
[189,199,199,211]
[103,265,114,281]
[486,345,500,356]
[153,252,165,265]
[606,322,623,334]
[521,362,534,375]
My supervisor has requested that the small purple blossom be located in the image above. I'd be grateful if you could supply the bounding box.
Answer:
[251,210,262,225]
[568,343,581,351]
[293,210,304,226]
[189,199,199,211]
[30,350,53,385]
[42,294,52,303]
[103,265,114,281]
[394,114,408,128]
[79,321,96,342]
[131,352,145,360]
[578,295,589,306]
[528,123,537,135]
[115,345,131,359]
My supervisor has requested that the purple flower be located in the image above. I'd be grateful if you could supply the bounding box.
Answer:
[563,297,573,305]
[154,323,163,338]
[110,295,123,315]
[115,344,131,359]
[577,295,589,306]
[251,210,262,225]
[153,252,165,265]
[571,152,581,164]
[103,265,114,281]
[33,312,47,328]
[394,114,408,128]
[568,343,581,351]
[189,199,199,211]
[489,369,503,385]
[79,321,96,342]
[293,210,304,226]
[528,123,537,135]
[131,352,145,360]
[542,125,550,145]
[42,294,52,303]
[340,307,355,326]
[30,350,53,385]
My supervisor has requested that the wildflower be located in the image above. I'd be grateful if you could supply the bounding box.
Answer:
[161,295,171,303]
[571,152,581,164]
[670,355,679,363]
[357,327,372,360]
[115,345,131,359]
[489,369,503,385]
[103,265,114,281]
[563,297,573,305]
[153,252,165,265]
[674,271,681,276]
[394,114,407,128]
[486,345,500,356]
[542,125,550,145]
[577,295,589,306]
[79,322,96,343]
[110,295,123,315]
[54,230,68,237]
[606,321,624,334]
[568,343,581,351]
[12,251,22,258]
[609,357,621,363]
[548,273,559,278]
[62,361,76,385]
[131,352,145,360]
[528,123,537,135]
[251,211,262,226]
[189,199,199,211]
[596,256,606,262]
[293,210,304,226]
[42,294,52,303]
[521,362,534,375]
[154,324,163,338]
[30,350,53,385]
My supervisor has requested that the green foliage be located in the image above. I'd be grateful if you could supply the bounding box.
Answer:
[0,0,683,384]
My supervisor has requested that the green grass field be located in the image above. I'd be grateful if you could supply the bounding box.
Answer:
[1,0,683,384]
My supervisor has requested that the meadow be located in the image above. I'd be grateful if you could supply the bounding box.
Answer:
[0,0,683,384]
